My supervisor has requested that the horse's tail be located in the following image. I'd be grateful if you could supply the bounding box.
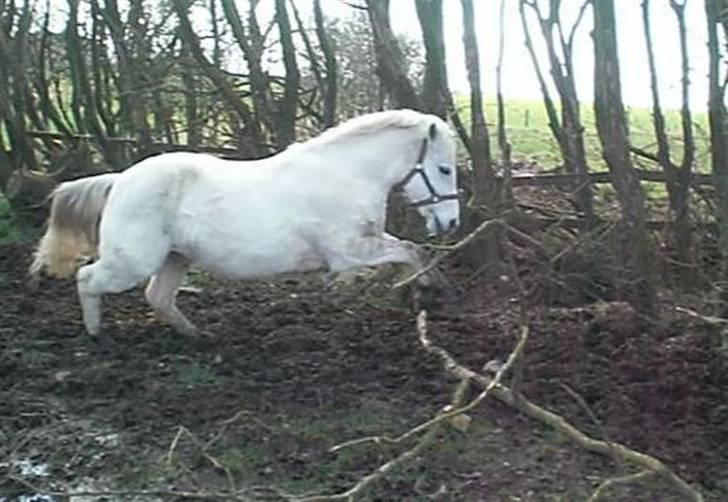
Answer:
[30,173,118,278]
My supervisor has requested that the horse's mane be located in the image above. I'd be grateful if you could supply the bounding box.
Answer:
[305,109,430,148]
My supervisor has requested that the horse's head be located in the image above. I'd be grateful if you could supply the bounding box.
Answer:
[399,119,460,236]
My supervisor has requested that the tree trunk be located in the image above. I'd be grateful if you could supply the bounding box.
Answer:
[705,0,728,312]
[274,0,299,147]
[220,0,274,144]
[415,0,448,119]
[593,0,657,316]
[173,0,263,157]
[520,0,593,225]
[0,0,38,173]
[642,0,694,287]
[365,0,420,110]
[496,0,512,205]
[314,0,337,128]
[460,0,502,275]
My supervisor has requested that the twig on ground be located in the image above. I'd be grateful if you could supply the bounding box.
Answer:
[675,305,728,325]
[560,383,622,471]
[297,372,470,501]
[331,310,528,454]
[167,425,237,493]
[587,470,655,502]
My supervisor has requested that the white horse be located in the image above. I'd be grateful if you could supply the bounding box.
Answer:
[30,109,460,336]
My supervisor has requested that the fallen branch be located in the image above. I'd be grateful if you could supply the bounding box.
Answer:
[675,305,728,325]
[297,375,470,501]
[330,310,528,453]
[587,470,655,502]
[417,314,704,502]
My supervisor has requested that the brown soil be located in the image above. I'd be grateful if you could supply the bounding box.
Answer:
[1,241,726,501]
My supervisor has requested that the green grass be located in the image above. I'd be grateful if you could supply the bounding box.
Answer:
[456,97,712,175]
[0,194,22,243]
[170,361,220,388]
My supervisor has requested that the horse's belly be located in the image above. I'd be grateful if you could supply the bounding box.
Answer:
[180,235,327,279]
[172,191,330,279]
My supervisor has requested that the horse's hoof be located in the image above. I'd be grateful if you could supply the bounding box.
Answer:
[196,328,216,339]
[178,326,214,339]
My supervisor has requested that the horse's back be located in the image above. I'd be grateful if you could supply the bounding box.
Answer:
[98,153,218,256]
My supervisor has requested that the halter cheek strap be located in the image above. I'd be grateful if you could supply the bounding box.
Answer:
[395,138,461,208]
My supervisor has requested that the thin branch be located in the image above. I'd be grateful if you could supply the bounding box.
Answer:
[297,343,470,501]
[331,311,528,453]
[675,306,728,325]
[587,470,656,502]
[392,218,503,289]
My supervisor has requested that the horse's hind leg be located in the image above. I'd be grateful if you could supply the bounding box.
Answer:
[77,236,171,335]
[77,259,157,336]
[144,253,196,336]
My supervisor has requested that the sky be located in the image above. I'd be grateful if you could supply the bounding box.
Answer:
[320,0,710,110]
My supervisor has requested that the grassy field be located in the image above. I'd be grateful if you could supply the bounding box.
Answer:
[456,97,711,174]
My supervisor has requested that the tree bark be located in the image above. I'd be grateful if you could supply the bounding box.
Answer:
[415,0,448,119]
[496,0,512,204]
[365,0,420,110]
[0,0,38,172]
[642,0,694,287]
[314,0,337,128]
[274,0,299,147]
[460,0,494,205]
[593,0,657,316]
[459,0,501,274]
[705,0,728,312]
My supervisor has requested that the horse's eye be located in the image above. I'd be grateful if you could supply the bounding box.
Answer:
[438,165,452,176]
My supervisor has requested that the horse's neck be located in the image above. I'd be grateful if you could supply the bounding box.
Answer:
[319,130,418,190]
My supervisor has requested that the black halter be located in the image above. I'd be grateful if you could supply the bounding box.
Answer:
[395,138,461,208]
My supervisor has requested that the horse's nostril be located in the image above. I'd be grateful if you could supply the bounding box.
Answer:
[449,218,458,230]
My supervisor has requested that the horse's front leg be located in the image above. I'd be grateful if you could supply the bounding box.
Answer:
[327,233,433,286]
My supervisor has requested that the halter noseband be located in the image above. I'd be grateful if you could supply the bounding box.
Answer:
[395,138,461,208]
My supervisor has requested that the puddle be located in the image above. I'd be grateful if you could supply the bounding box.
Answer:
[1,436,160,502]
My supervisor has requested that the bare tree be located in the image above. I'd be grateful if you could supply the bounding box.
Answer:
[705,0,728,311]
[496,0,512,203]
[593,0,657,316]
[314,0,337,128]
[415,0,448,119]
[220,0,274,145]
[457,0,502,272]
[460,0,493,206]
[365,0,420,110]
[641,0,695,286]
[0,0,38,179]
[323,9,387,119]
[172,0,264,156]
[519,0,594,226]
[94,0,152,149]
[274,0,299,146]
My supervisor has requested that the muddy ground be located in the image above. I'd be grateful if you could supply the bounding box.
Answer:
[1,240,727,501]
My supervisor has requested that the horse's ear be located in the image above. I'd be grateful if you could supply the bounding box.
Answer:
[429,122,437,140]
